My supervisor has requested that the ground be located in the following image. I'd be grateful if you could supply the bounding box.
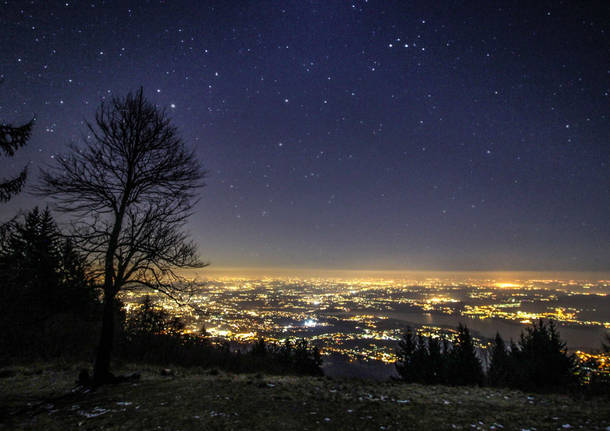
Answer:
[1,363,609,430]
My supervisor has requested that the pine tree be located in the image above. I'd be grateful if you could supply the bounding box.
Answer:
[0,208,62,319]
[0,208,98,318]
[280,338,293,364]
[447,324,483,386]
[411,334,430,384]
[1,114,32,202]
[426,336,444,384]
[0,207,99,358]
[488,332,511,387]
[512,320,578,392]
[396,327,418,382]
[59,238,99,315]
[294,339,322,374]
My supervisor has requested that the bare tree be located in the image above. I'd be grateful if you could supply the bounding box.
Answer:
[37,88,206,384]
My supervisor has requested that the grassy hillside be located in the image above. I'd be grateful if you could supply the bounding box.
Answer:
[1,363,609,430]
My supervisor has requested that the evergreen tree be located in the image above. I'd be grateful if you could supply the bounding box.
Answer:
[440,336,452,384]
[0,208,98,317]
[1,105,32,202]
[293,338,322,375]
[59,238,99,315]
[0,207,99,359]
[488,332,511,387]
[396,327,418,382]
[426,336,444,384]
[447,324,483,386]
[279,338,293,364]
[0,208,62,321]
[251,338,268,357]
[411,334,430,384]
[510,320,577,392]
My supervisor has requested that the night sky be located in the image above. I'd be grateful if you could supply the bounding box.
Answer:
[1,1,608,272]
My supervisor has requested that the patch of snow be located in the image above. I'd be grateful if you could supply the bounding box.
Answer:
[78,407,110,418]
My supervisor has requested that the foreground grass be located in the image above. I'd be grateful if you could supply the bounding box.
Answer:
[1,363,609,430]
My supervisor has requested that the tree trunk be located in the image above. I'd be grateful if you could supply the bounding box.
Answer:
[93,203,126,385]
[93,289,116,384]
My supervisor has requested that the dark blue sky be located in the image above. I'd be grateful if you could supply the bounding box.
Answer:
[1,0,608,271]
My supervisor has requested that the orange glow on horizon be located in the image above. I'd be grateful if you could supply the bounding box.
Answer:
[494,282,521,288]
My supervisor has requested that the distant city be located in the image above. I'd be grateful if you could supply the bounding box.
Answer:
[121,276,610,377]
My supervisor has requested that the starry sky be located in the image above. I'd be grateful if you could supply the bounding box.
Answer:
[1,0,608,272]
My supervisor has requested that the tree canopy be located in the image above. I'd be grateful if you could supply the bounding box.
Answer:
[37,88,206,384]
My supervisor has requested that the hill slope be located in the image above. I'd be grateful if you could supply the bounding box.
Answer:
[1,364,609,430]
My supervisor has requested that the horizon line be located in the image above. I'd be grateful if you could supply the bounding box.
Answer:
[179,266,610,281]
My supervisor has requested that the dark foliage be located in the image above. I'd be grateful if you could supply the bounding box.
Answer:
[126,296,184,336]
[397,320,583,393]
[487,332,511,387]
[447,324,484,386]
[0,208,100,362]
[396,327,453,385]
[36,88,205,384]
[115,297,323,376]
[1,110,32,202]
[395,327,418,382]
[426,335,446,384]
[509,320,578,392]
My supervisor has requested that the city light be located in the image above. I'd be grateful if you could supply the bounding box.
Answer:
[121,277,610,366]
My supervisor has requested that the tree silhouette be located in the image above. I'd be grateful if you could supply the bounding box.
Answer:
[37,88,205,384]
[487,332,510,387]
[510,319,577,392]
[447,324,483,386]
[293,338,323,374]
[127,295,184,336]
[1,103,32,202]
[426,335,445,384]
[395,326,418,382]
[411,334,431,383]
[0,207,98,358]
